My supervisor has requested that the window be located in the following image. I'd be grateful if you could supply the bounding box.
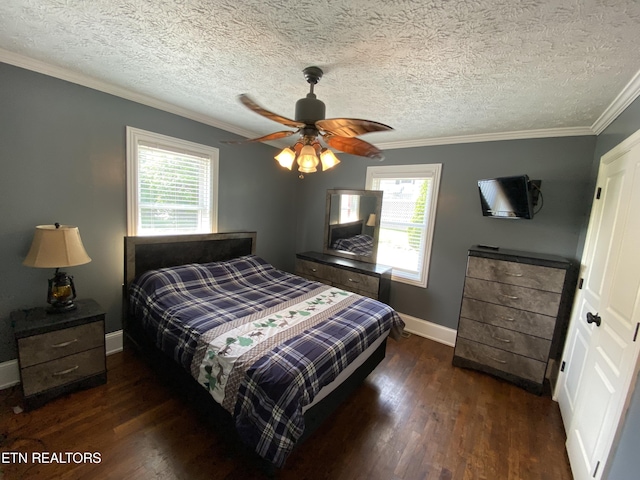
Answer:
[126,127,218,236]
[366,164,442,287]
[339,194,360,223]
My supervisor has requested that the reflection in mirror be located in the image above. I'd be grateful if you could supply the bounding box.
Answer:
[323,189,383,264]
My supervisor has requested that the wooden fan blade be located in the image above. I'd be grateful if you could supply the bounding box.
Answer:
[324,135,385,160]
[223,130,299,144]
[239,94,305,129]
[316,118,393,138]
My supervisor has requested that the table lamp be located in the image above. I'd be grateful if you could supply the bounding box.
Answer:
[23,223,91,313]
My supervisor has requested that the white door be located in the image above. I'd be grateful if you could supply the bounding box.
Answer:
[555,130,640,480]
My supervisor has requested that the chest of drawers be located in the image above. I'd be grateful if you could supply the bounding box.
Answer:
[295,251,392,303]
[12,298,107,410]
[452,246,575,394]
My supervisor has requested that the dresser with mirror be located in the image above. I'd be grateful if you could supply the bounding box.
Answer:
[295,189,393,303]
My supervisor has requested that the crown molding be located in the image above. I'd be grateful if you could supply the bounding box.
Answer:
[4,48,639,149]
[0,48,259,140]
[374,126,596,150]
[591,68,640,135]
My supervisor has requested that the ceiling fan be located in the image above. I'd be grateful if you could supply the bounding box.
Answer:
[229,66,393,177]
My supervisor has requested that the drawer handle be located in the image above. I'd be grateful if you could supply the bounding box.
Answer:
[491,334,512,343]
[498,315,515,322]
[311,268,317,272]
[52,365,79,376]
[347,278,360,284]
[51,338,79,348]
[501,271,523,277]
[498,293,519,300]
[486,355,507,365]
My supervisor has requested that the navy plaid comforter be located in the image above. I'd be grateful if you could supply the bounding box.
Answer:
[129,255,404,467]
[332,234,374,255]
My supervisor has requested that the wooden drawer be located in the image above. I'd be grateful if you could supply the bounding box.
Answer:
[295,259,330,282]
[454,338,546,384]
[295,258,379,298]
[333,269,379,297]
[467,256,566,293]
[457,318,551,361]
[21,347,106,397]
[18,321,105,368]
[463,277,561,317]
[460,297,556,339]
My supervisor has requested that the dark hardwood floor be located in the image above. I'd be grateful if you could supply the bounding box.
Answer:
[0,334,573,480]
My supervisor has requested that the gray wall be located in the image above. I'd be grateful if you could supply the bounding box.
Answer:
[594,96,640,480]
[0,63,296,362]
[295,136,596,329]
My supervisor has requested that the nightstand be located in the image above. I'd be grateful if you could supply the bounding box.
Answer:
[11,298,107,410]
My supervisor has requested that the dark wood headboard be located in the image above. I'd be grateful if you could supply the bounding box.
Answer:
[123,232,256,347]
[124,232,257,287]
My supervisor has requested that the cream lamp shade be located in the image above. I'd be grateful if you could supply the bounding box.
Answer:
[320,149,340,171]
[23,224,91,313]
[23,224,91,268]
[274,147,296,170]
[366,214,377,227]
[274,141,341,178]
[297,145,319,173]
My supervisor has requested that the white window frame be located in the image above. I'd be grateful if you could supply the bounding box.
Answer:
[366,164,442,288]
[339,193,361,223]
[126,126,219,236]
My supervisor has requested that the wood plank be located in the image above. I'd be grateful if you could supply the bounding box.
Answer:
[0,335,572,480]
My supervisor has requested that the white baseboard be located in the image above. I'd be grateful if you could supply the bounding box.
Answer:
[0,360,19,390]
[398,312,457,347]
[0,329,124,390]
[105,329,124,355]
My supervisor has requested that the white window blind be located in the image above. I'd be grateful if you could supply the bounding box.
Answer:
[126,127,218,236]
[366,164,442,287]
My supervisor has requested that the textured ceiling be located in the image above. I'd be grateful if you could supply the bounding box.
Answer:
[1,0,640,148]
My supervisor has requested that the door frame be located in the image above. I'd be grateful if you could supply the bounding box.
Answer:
[555,128,640,479]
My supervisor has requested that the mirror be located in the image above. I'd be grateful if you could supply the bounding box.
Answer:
[323,189,383,264]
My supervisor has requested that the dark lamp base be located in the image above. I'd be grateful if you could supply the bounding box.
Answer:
[46,301,78,314]
[47,269,78,314]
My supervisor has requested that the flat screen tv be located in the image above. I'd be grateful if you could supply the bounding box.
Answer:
[478,175,541,219]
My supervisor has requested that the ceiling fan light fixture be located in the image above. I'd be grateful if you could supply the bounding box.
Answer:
[232,66,393,178]
[297,144,319,173]
[320,149,340,171]
[274,147,296,170]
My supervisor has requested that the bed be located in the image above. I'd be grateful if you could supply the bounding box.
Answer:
[328,220,375,257]
[332,233,374,256]
[123,232,404,469]
[328,220,365,248]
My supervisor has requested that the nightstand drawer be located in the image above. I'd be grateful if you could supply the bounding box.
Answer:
[18,320,105,368]
[466,257,566,293]
[454,338,546,384]
[460,297,556,339]
[463,277,561,317]
[457,318,551,361]
[21,347,105,397]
